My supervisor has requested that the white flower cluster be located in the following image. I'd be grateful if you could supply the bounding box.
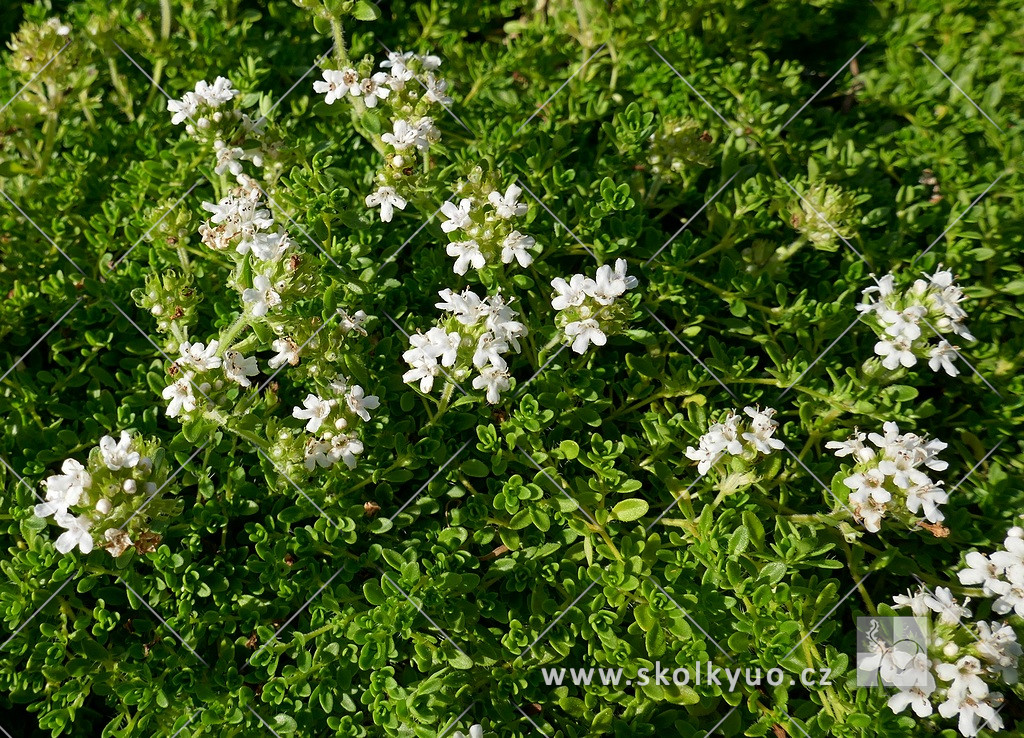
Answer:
[313,51,451,224]
[198,182,313,332]
[827,421,948,533]
[167,77,266,184]
[453,726,484,738]
[199,183,289,260]
[33,432,175,556]
[291,376,379,471]
[437,169,539,274]
[878,584,1020,737]
[551,259,638,354]
[403,289,527,404]
[959,525,1024,618]
[684,406,785,475]
[858,267,974,376]
[162,339,264,418]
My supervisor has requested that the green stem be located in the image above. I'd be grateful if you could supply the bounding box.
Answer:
[330,18,349,67]
[219,314,250,350]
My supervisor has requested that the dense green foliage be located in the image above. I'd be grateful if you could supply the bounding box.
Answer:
[1,0,1022,736]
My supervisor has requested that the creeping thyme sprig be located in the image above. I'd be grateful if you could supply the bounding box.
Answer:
[550,259,638,354]
[827,421,949,534]
[313,51,450,223]
[858,266,974,376]
[440,167,540,275]
[167,76,271,185]
[403,288,527,405]
[684,406,785,494]
[877,581,1021,737]
[33,432,181,556]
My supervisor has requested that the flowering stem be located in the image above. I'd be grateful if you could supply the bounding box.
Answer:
[330,19,349,67]
[219,314,250,350]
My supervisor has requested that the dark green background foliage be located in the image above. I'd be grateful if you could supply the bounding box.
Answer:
[1,0,1022,736]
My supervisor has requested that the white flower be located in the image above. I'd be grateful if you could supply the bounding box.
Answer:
[436,289,486,325]
[268,337,301,369]
[440,198,473,233]
[248,230,291,261]
[345,386,380,422]
[224,351,259,387]
[989,578,1024,617]
[936,656,988,702]
[550,274,589,311]
[194,76,238,106]
[487,184,527,219]
[162,372,198,417]
[842,467,891,504]
[167,91,199,125]
[929,341,959,376]
[313,68,360,104]
[958,551,1003,594]
[402,359,441,394]
[564,319,607,354]
[501,231,536,267]
[338,309,369,335]
[888,684,935,718]
[472,334,509,371]
[304,438,334,471]
[850,492,887,532]
[990,535,1024,578]
[453,725,484,738]
[590,259,637,305]
[685,437,726,475]
[381,119,421,151]
[473,365,510,404]
[937,692,1003,738]
[54,512,93,554]
[975,621,1021,679]
[825,430,876,464]
[99,431,140,471]
[905,481,948,523]
[35,459,92,518]
[178,340,222,371]
[292,394,335,433]
[366,186,407,223]
[423,73,452,105]
[355,72,390,107]
[242,274,281,318]
[740,406,785,454]
[924,587,971,625]
[880,305,926,341]
[874,336,917,369]
[104,528,133,557]
[329,434,364,469]
[447,240,486,274]
[893,587,932,617]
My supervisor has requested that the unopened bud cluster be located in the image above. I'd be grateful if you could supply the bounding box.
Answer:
[647,119,714,177]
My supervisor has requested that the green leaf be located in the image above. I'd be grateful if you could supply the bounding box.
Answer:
[611,499,649,522]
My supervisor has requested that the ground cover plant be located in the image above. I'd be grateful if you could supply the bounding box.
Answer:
[1,0,1023,736]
